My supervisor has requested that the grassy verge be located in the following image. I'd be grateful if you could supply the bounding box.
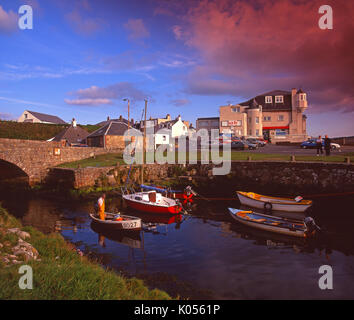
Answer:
[0,205,170,300]
[57,153,125,168]
[57,151,354,169]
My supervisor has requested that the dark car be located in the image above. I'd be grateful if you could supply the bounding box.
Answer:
[231,140,257,150]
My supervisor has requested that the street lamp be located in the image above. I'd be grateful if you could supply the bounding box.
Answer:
[123,98,130,129]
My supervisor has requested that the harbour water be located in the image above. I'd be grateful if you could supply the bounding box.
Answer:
[2,192,354,299]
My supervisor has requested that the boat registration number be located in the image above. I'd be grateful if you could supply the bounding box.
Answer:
[123,222,138,229]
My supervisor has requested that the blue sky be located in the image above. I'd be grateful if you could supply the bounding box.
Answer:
[0,0,353,137]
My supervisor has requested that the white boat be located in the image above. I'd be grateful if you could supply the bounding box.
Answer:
[90,212,142,231]
[236,191,312,212]
[228,208,307,238]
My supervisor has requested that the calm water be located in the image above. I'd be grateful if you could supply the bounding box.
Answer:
[2,192,354,299]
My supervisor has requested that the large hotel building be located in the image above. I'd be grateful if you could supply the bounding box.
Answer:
[219,88,308,143]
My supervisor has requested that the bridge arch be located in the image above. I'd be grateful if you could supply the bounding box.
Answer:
[0,159,30,191]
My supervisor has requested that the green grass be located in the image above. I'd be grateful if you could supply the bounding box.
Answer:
[57,150,354,169]
[0,205,171,300]
[0,120,100,141]
[57,153,125,168]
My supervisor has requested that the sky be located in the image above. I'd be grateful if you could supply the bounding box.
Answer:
[0,0,353,137]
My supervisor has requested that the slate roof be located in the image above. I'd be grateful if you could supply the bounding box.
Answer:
[239,90,293,111]
[26,110,67,124]
[52,125,89,144]
[87,121,140,138]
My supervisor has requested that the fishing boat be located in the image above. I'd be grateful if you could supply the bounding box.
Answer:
[236,191,312,212]
[89,212,142,231]
[140,184,195,202]
[122,190,183,214]
[228,208,307,238]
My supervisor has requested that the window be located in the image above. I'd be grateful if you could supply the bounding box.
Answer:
[275,96,284,103]
[256,117,259,124]
[162,135,166,141]
[231,107,240,112]
[278,115,284,121]
[265,96,272,104]
[24,113,28,119]
[256,129,259,136]
[221,121,228,127]
[300,93,306,101]
[248,117,251,124]
[211,121,219,127]
[263,116,271,121]
[275,129,288,136]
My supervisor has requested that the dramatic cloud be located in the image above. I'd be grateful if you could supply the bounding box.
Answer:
[0,5,18,34]
[65,82,150,106]
[177,0,354,113]
[124,18,150,41]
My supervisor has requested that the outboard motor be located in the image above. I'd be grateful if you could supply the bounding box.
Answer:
[304,216,321,238]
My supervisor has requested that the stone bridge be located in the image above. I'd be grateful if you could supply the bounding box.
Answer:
[0,138,109,185]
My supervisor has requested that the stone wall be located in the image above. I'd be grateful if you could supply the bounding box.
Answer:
[0,138,108,184]
[45,161,354,195]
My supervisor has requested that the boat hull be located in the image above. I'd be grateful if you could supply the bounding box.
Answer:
[228,208,306,238]
[123,196,182,214]
[90,213,142,231]
[237,191,312,213]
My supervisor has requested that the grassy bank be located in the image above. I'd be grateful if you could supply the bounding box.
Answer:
[0,205,170,300]
[56,151,354,169]
[0,120,100,141]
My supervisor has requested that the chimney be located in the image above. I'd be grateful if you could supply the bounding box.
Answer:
[119,115,122,120]
[178,114,181,121]
[166,114,171,121]
[107,116,110,121]
[131,118,134,125]
[72,118,77,127]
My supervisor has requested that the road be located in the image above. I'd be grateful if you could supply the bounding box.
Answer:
[245,144,354,155]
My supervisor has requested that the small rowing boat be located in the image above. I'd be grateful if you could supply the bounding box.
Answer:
[236,191,312,212]
[90,212,142,231]
[122,190,182,214]
[228,208,307,238]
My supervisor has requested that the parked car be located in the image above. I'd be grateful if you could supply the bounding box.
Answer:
[246,138,266,147]
[231,140,257,150]
[300,139,341,150]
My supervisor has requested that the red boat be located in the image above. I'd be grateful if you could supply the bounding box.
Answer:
[122,190,182,214]
[140,184,195,203]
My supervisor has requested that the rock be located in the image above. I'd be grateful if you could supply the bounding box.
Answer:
[7,228,31,240]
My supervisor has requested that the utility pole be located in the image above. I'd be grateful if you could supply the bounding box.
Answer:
[141,99,147,185]
[123,98,130,129]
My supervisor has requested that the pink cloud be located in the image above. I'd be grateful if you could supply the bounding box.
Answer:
[178,0,354,113]
[64,98,112,106]
[0,5,18,34]
[124,18,150,40]
[65,82,150,106]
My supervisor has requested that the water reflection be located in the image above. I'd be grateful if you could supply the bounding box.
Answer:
[2,192,354,299]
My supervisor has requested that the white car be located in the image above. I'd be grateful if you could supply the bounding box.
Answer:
[330,142,341,150]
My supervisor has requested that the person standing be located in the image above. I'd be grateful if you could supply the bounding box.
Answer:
[97,193,106,220]
[324,135,331,156]
[316,135,323,156]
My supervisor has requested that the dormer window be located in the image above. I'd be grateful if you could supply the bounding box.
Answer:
[300,93,306,101]
[275,95,284,103]
[265,96,272,104]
